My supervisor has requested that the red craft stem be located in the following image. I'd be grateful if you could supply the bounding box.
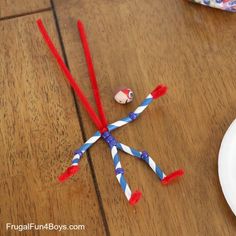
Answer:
[58,166,80,182]
[129,191,142,205]
[77,20,108,128]
[37,19,104,132]
[161,169,184,185]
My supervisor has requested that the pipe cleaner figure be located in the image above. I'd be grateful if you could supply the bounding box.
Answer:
[37,19,184,205]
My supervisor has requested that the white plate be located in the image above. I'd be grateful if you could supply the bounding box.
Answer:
[218,119,236,216]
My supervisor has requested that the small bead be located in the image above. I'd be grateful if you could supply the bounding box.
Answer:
[114,88,134,104]
[102,131,110,139]
[101,131,117,148]
[109,139,117,148]
[107,135,114,143]
[74,150,83,156]
[129,112,138,121]
[141,151,149,161]
[115,168,124,175]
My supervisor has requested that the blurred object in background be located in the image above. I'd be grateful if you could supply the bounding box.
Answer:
[189,0,236,12]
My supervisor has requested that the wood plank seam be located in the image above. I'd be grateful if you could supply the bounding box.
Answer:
[50,0,111,235]
[51,0,236,234]
[0,7,52,22]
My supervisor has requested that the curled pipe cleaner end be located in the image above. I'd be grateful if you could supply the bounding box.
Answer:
[161,169,184,185]
[129,190,142,205]
[58,166,80,182]
[151,85,168,99]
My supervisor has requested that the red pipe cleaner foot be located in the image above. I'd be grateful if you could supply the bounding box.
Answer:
[129,190,142,205]
[151,84,168,99]
[58,166,80,182]
[161,169,184,185]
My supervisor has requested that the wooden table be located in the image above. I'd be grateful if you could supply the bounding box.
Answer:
[0,0,236,235]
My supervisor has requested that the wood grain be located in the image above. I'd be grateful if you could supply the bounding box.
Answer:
[0,0,50,18]
[0,12,106,236]
[54,0,236,235]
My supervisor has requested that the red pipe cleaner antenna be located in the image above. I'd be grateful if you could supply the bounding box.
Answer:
[77,20,108,128]
[36,19,105,132]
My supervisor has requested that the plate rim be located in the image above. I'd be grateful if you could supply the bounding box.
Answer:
[218,118,236,216]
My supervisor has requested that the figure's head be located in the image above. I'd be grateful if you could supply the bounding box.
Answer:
[114,88,134,104]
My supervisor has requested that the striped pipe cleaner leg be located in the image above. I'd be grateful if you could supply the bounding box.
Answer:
[116,143,166,180]
[73,131,101,164]
[116,143,184,184]
[58,131,101,182]
[102,131,142,205]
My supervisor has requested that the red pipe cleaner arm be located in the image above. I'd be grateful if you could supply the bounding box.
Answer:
[77,20,108,128]
[37,19,104,132]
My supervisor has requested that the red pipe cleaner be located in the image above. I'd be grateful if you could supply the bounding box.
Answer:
[58,166,80,182]
[36,19,105,132]
[151,84,168,99]
[77,20,108,128]
[161,170,184,185]
[129,191,142,205]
